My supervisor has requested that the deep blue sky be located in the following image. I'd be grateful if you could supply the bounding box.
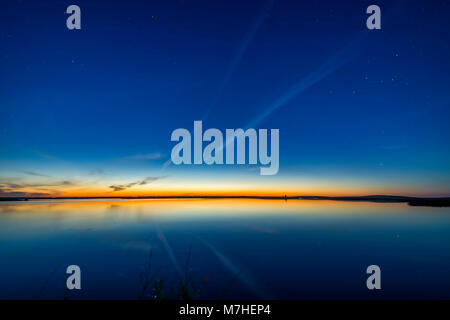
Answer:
[0,0,449,196]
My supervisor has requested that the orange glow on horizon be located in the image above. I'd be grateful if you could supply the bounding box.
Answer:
[4,184,445,198]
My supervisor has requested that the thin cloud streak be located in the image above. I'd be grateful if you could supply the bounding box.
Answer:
[122,153,164,161]
[109,176,167,192]
[203,0,275,121]
[20,170,51,178]
[246,3,403,128]
[246,35,365,129]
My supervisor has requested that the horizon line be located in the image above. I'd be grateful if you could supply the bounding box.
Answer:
[1,194,449,207]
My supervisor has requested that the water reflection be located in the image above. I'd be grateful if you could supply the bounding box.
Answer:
[0,199,449,299]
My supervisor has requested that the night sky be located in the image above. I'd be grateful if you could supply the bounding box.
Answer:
[0,0,449,197]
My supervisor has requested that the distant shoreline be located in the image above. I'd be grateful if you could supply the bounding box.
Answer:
[1,195,449,207]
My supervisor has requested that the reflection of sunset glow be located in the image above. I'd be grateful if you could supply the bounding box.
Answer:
[0,198,413,223]
[2,198,440,238]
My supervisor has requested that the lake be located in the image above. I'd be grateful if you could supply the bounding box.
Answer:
[0,199,449,299]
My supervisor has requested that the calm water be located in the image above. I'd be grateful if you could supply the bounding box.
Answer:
[0,199,449,299]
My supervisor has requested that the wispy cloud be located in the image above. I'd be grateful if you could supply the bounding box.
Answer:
[0,178,72,197]
[161,158,172,171]
[0,179,75,197]
[34,150,61,161]
[88,168,105,176]
[123,153,164,161]
[202,0,275,121]
[0,188,52,198]
[246,4,403,129]
[0,181,73,189]
[109,176,167,192]
[19,170,51,177]
[246,39,361,128]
